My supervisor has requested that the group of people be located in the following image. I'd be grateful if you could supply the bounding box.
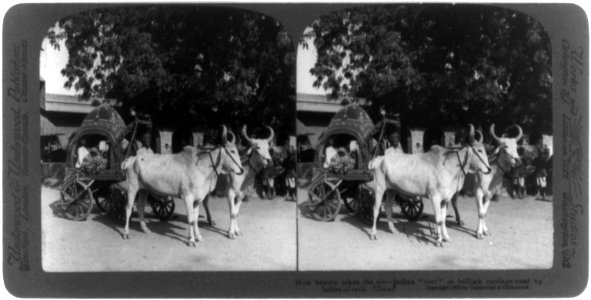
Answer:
[76,132,153,174]
[510,142,552,200]
[323,131,404,174]
[261,145,297,201]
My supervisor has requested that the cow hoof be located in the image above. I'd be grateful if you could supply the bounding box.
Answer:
[436,241,444,247]
[476,232,484,239]
[444,237,452,243]
[123,233,130,240]
[235,231,242,236]
[228,232,236,240]
[484,231,491,236]
[189,241,197,247]
[370,234,377,240]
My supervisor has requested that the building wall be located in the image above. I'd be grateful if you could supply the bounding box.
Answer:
[40,111,86,148]
[542,135,554,156]
[410,129,425,153]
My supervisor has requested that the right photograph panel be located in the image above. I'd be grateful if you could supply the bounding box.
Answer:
[296,4,553,271]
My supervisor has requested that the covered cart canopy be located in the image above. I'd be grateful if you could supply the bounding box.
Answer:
[315,104,376,172]
[66,105,128,170]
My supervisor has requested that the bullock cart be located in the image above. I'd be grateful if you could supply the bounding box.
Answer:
[306,105,424,222]
[59,105,175,222]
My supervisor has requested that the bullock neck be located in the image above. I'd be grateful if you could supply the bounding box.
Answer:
[198,147,223,175]
[444,148,470,178]
[494,152,511,173]
[247,151,265,173]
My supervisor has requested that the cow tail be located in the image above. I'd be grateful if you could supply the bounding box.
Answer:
[121,156,136,170]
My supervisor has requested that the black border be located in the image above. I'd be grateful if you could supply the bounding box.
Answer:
[2,2,589,298]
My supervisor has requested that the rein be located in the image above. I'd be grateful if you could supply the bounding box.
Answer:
[451,146,491,176]
[208,150,223,176]
[455,149,470,176]
[225,146,245,175]
[471,146,492,174]
[207,147,245,176]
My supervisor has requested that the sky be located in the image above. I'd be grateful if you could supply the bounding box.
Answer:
[40,35,79,96]
[296,41,326,95]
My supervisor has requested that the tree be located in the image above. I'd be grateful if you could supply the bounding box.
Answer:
[302,4,552,133]
[47,5,295,134]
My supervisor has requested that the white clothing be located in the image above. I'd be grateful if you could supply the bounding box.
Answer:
[76,146,89,168]
[98,141,109,152]
[349,140,359,153]
[324,146,337,168]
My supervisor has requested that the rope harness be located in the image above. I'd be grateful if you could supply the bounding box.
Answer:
[206,146,244,176]
[454,146,491,176]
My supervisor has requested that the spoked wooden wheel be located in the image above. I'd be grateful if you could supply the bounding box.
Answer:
[149,195,175,222]
[308,182,342,221]
[397,195,424,221]
[60,180,94,221]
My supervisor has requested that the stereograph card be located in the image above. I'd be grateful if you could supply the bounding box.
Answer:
[2,2,588,298]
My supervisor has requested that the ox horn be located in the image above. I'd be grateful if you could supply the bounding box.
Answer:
[242,125,254,145]
[489,123,501,143]
[475,130,484,144]
[228,130,236,144]
[221,125,228,145]
[514,124,523,141]
[468,124,475,144]
[266,126,275,142]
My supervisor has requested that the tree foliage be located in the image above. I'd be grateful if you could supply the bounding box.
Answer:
[303,4,552,133]
[47,5,295,134]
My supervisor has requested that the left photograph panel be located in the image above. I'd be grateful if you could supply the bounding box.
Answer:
[39,5,297,272]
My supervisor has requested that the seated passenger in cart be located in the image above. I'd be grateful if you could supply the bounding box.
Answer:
[328,147,354,174]
[323,138,337,168]
[76,137,108,173]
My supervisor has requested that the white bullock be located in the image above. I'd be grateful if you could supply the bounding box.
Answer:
[472,124,523,239]
[220,125,274,238]
[369,125,491,246]
[121,126,244,246]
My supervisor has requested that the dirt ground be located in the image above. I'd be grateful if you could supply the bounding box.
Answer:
[41,186,297,272]
[297,188,554,271]
[41,184,553,272]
